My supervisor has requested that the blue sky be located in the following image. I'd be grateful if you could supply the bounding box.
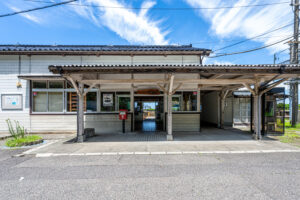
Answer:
[0,0,293,65]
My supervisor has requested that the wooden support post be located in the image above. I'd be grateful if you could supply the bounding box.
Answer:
[253,94,262,140]
[130,87,134,132]
[167,74,174,141]
[197,87,201,132]
[220,97,225,129]
[167,94,173,141]
[77,82,84,142]
[163,92,167,131]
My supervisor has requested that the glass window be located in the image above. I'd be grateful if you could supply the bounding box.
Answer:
[86,92,97,112]
[233,98,251,123]
[172,96,181,111]
[48,92,63,112]
[33,92,47,112]
[32,81,47,89]
[118,96,131,111]
[101,92,115,112]
[67,92,78,112]
[182,92,197,111]
[49,81,64,89]
[266,101,274,117]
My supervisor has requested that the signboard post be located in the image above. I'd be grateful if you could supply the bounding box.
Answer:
[119,109,128,133]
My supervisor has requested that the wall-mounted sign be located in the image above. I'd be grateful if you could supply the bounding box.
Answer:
[1,94,23,110]
[136,89,160,95]
[103,93,113,107]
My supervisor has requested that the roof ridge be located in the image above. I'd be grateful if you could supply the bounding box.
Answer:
[0,44,195,48]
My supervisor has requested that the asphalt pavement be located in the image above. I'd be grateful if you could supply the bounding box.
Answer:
[0,148,300,200]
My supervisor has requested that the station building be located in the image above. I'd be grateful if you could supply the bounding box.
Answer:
[0,44,298,141]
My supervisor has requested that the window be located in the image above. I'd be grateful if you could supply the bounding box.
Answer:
[32,81,47,89]
[233,98,251,123]
[66,92,97,112]
[172,96,181,111]
[67,92,78,112]
[182,92,197,111]
[32,80,98,113]
[48,92,63,112]
[265,101,274,117]
[86,92,97,112]
[118,96,131,111]
[33,92,47,112]
[49,81,64,89]
[171,92,197,112]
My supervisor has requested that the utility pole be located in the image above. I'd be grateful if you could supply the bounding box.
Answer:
[290,0,299,127]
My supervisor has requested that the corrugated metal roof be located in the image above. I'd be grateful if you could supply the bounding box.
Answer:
[49,64,300,69]
[48,64,300,74]
[0,44,210,53]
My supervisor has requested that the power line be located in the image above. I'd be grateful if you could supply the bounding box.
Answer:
[188,35,293,46]
[22,0,290,10]
[0,0,76,18]
[208,36,292,58]
[214,22,294,52]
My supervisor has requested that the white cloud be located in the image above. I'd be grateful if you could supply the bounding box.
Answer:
[5,0,168,45]
[8,6,42,24]
[184,0,292,53]
[71,0,168,44]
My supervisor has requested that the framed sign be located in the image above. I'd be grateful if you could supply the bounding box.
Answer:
[103,93,113,107]
[1,94,23,110]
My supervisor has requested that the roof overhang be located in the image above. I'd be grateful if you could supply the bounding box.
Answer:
[48,64,300,74]
[0,50,211,56]
[18,74,63,80]
[0,45,211,56]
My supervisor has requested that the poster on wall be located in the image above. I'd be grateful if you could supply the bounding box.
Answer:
[103,93,113,107]
[1,94,23,110]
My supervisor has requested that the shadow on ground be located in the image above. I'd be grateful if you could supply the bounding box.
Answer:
[64,127,277,143]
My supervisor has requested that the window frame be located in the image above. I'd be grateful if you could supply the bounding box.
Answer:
[31,80,99,114]
[117,94,131,111]
[172,91,198,113]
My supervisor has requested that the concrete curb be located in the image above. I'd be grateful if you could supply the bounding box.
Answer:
[29,149,300,157]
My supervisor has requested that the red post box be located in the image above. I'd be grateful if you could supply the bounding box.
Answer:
[119,109,128,120]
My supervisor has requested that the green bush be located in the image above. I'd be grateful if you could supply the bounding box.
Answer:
[6,119,27,139]
[5,135,42,147]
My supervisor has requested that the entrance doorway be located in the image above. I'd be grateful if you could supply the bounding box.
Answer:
[134,96,164,132]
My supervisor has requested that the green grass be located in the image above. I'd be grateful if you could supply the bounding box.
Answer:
[5,135,42,147]
[280,132,300,143]
[279,122,300,146]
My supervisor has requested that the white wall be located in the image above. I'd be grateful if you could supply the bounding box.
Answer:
[173,114,200,131]
[0,55,31,132]
[224,97,233,126]
[201,92,219,125]
[0,54,201,133]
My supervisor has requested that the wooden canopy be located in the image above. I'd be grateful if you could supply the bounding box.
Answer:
[47,64,300,142]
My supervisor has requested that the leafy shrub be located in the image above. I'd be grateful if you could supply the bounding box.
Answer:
[5,135,42,147]
[6,119,27,139]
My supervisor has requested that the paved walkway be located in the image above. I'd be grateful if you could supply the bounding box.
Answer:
[21,128,300,156]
